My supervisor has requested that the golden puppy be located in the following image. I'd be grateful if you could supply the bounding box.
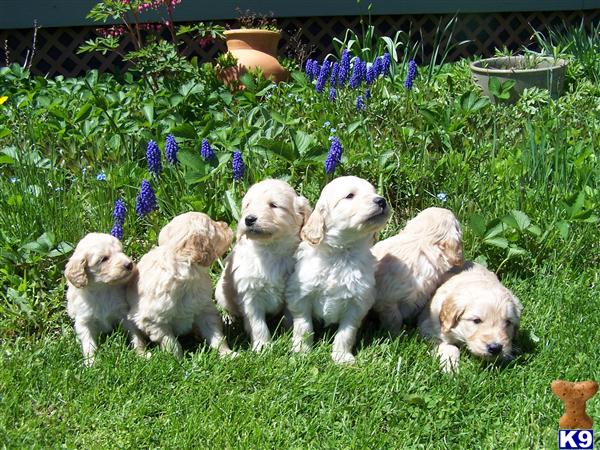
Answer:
[419,262,523,372]
[215,179,311,351]
[65,233,138,366]
[127,212,234,358]
[286,176,390,364]
[372,207,463,333]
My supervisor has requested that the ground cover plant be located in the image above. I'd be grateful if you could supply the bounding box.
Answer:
[0,20,599,448]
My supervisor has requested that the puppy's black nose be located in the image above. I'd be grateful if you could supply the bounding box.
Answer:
[487,343,503,356]
[374,197,387,209]
[125,261,133,271]
[245,215,258,227]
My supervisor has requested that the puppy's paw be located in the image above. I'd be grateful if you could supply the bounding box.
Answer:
[220,349,239,358]
[291,340,310,354]
[332,351,355,365]
[137,350,152,360]
[251,340,271,353]
[83,355,95,367]
[222,313,236,326]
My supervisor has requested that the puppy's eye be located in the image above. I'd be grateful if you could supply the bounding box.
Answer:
[345,193,354,199]
[471,318,482,325]
[100,255,110,263]
[269,202,278,208]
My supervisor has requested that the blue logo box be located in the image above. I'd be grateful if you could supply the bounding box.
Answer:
[558,430,594,449]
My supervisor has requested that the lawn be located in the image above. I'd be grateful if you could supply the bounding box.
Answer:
[1,19,599,448]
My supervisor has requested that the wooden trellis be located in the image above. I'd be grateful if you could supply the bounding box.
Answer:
[1,11,598,77]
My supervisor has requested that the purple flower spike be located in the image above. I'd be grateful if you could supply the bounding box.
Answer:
[325,137,343,174]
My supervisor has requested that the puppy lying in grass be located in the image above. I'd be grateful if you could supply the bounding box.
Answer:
[65,233,138,366]
[419,262,523,372]
[215,179,311,352]
[372,207,463,333]
[287,176,390,364]
[127,212,234,358]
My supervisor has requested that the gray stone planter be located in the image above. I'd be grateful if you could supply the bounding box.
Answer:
[470,56,568,104]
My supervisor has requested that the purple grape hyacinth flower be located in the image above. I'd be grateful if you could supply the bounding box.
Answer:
[110,199,126,240]
[112,199,126,224]
[232,151,244,181]
[330,62,339,86]
[338,49,350,85]
[366,65,376,85]
[404,59,417,90]
[316,60,331,94]
[111,223,124,240]
[373,56,384,77]
[305,58,315,79]
[355,95,365,111]
[328,87,337,102]
[325,137,343,174]
[365,88,371,100]
[200,138,215,160]
[165,134,179,164]
[349,57,362,89]
[146,139,162,175]
[135,180,157,217]
[382,52,391,75]
[311,60,320,79]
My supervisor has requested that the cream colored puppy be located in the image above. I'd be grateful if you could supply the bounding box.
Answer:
[419,262,523,372]
[215,179,311,352]
[286,176,390,364]
[65,233,138,366]
[127,212,234,358]
[372,207,463,333]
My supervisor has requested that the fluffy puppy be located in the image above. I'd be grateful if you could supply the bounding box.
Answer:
[127,212,234,358]
[372,207,463,333]
[286,176,390,364]
[215,179,311,351]
[65,233,138,366]
[419,262,523,372]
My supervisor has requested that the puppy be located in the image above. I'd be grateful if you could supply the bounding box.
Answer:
[215,179,311,351]
[127,212,234,358]
[286,176,390,364]
[65,233,137,366]
[372,207,463,333]
[419,262,523,372]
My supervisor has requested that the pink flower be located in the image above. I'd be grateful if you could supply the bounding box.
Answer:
[198,36,213,48]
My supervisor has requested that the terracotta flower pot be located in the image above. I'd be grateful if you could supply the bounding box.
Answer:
[220,29,289,87]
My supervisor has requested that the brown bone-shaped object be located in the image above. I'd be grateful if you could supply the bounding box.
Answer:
[551,380,598,429]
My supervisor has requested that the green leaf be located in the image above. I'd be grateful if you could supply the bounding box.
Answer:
[47,242,74,258]
[507,245,528,258]
[74,103,93,122]
[256,138,299,162]
[292,131,315,156]
[484,219,505,239]
[556,220,569,239]
[483,236,509,249]
[488,76,501,96]
[178,150,204,171]
[469,214,487,237]
[143,103,154,124]
[225,189,240,221]
[507,210,531,231]
[347,121,362,134]
[171,123,196,139]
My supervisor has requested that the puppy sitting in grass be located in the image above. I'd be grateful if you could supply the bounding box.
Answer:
[372,207,463,333]
[215,179,311,352]
[419,262,523,372]
[65,233,138,366]
[286,176,390,364]
[127,212,234,358]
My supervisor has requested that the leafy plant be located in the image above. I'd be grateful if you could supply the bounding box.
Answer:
[488,76,515,102]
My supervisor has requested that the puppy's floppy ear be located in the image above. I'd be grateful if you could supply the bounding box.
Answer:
[212,220,234,257]
[182,233,217,267]
[439,297,464,334]
[507,292,523,338]
[301,204,325,246]
[294,195,312,231]
[65,251,88,288]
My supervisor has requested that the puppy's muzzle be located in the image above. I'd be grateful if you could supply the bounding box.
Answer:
[373,197,387,210]
[125,261,134,271]
[245,215,258,227]
[486,342,503,356]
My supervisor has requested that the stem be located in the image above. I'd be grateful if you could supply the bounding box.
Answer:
[121,13,140,50]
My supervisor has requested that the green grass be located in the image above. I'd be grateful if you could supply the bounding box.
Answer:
[1,269,598,448]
